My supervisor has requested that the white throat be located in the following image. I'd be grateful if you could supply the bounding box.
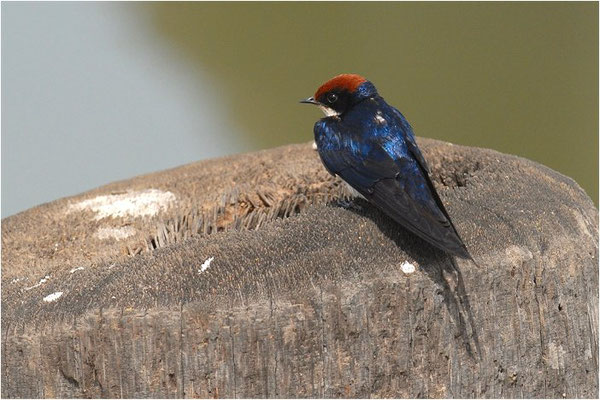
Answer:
[318,105,340,117]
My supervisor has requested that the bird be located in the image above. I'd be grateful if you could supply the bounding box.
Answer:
[301,73,472,259]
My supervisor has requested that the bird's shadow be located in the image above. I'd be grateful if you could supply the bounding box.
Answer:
[336,197,482,360]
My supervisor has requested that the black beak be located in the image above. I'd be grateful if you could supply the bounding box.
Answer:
[300,96,318,105]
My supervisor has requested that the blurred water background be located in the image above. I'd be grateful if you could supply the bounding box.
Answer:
[2,2,597,217]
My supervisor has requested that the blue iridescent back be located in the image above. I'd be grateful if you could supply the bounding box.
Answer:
[314,84,470,258]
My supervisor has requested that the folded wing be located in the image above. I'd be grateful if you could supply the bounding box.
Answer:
[315,118,471,259]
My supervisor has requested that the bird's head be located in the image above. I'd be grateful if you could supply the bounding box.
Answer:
[301,74,378,117]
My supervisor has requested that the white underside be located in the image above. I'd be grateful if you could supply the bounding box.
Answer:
[343,180,366,199]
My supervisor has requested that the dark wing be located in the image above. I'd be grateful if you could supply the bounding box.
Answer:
[390,107,471,258]
[315,119,471,259]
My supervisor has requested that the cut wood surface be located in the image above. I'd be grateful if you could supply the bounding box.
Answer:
[2,139,598,398]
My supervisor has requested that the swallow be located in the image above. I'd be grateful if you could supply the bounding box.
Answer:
[302,74,472,259]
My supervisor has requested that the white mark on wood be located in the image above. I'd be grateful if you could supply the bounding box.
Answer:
[43,291,63,303]
[95,226,136,240]
[69,266,85,274]
[572,210,592,239]
[312,141,318,150]
[584,345,592,360]
[401,261,416,274]
[199,257,214,273]
[504,245,533,263]
[548,342,565,370]
[10,277,27,284]
[25,275,51,291]
[68,189,176,220]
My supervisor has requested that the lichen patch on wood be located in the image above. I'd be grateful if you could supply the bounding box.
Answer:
[67,189,176,220]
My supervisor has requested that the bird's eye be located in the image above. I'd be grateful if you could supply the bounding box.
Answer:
[326,93,338,104]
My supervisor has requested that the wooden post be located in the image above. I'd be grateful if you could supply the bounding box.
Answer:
[2,140,597,398]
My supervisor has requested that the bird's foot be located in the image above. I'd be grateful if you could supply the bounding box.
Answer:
[336,198,363,211]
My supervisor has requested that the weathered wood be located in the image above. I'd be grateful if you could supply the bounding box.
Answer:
[2,140,598,398]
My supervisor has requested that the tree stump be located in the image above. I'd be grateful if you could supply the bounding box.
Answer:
[2,139,598,398]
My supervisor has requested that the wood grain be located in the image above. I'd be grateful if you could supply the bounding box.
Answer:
[2,140,597,398]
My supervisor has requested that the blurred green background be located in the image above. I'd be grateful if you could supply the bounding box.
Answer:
[2,2,597,217]
[148,1,597,202]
